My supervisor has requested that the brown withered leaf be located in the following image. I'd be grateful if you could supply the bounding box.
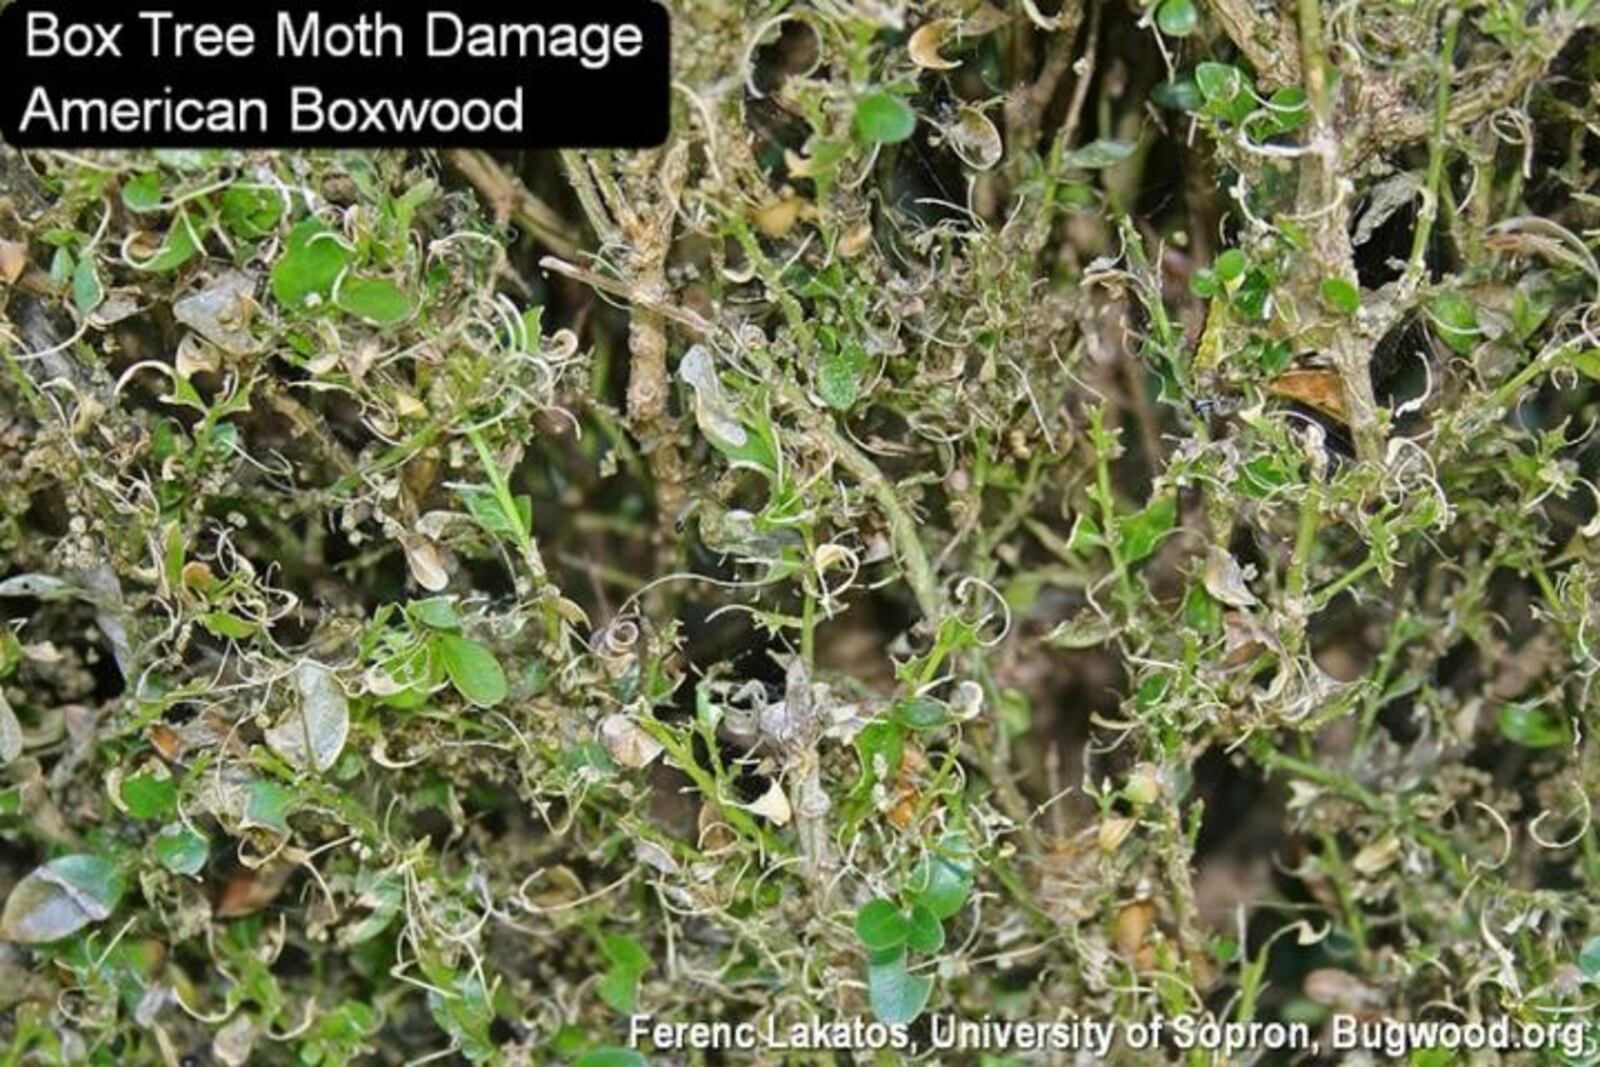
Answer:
[0,240,27,284]
[214,862,294,918]
[1114,899,1160,970]
[1268,369,1348,423]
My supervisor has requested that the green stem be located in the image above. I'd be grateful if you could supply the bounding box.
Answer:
[809,418,943,621]
[1090,407,1139,618]
[1296,0,1331,132]
[1405,9,1461,288]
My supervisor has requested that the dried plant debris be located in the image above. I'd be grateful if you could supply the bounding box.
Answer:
[3,0,1600,1062]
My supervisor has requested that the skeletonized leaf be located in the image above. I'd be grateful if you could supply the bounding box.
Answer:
[173,271,260,355]
[678,346,749,449]
[1060,138,1136,170]
[946,108,1003,171]
[265,661,349,773]
[0,573,74,600]
[0,692,21,765]
[599,714,664,769]
[1,854,125,944]
[868,951,933,1025]
[212,1014,256,1067]
[1044,611,1122,649]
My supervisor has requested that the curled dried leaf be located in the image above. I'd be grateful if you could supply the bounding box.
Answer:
[1304,968,1383,1011]
[909,19,960,70]
[1113,899,1158,961]
[839,222,874,258]
[1099,815,1136,853]
[945,107,1003,171]
[743,779,793,826]
[1352,833,1401,875]
[0,239,25,284]
[1204,546,1258,608]
[400,533,451,593]
[1269,369,1348,423]
[175,335,222,380]
[752,197,806,238]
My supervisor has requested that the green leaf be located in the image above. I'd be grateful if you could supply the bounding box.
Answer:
[337,277,412,326]
[221,185,283,239]
[393,179,437,231]
[154,824,209,877]
[1496,703,1568,749]
[598,934,651,1014]
[1195,61,1255,123]
[1195,62,1244,103]
[1234,269,1274,321]
[867,950,933,1025]
[271,219,353,310]
[1214,249,1247,283]
[856,898,912,952]
[408,597,462,631]
[908,833,975,920]
[854,720,905,786]
[854,92,917,145]
[128,211,200,273]
[1152,77,1201,111]
[1428,291,1480,355]
[1575,348,1600,381]
[893,697,953,731]
[601,932,651,974]
[817,345,864,410]
[147,212,201,273]
[1067,512,1105,552]
[435,633,508,708]
[72,257,104,315]
[573,1052,647,1067]
[200,611,259,640]
[120,773,176,820]
[1266,86,1310,126]
[1320,276,1361,315]
[0,853,126,943]
[1156,0,1198,37]
[122,173,164,213]
[49,247,72,286]
[1579,937,1600,980]
[243,780,297,834]
[428,972,496,1062]
[460,485,532,541]
[1060,138,1137,169]
[1118,494,1177,563]
[905,903,945,954]
[338,869,399,941]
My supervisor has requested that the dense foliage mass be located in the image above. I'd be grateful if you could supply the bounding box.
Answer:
[2,0,1599,1062]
